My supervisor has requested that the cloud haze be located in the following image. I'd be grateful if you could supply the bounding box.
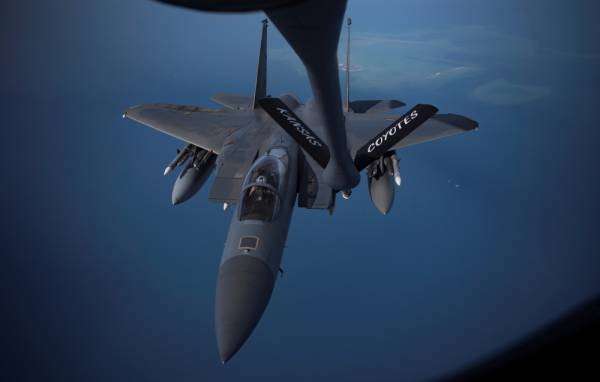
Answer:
[271,24,597,104]
[470,79,550,105]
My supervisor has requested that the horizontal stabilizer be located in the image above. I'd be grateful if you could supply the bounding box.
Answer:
[211,93,253,110]
[349,99,405,114]
[354,104,438,171]
[259,97,330,168]
[432,113,479,131]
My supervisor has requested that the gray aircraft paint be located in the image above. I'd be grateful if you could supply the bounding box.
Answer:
[123,2,478,363]
[171,153,216,205]
[368,172,395,215]
[216,134,299,362]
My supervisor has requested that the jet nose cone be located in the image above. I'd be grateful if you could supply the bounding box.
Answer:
[215,255,275,363]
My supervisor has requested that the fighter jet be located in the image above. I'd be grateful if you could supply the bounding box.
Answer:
[123,0,478,363]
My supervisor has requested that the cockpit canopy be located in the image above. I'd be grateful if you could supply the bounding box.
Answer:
[239,151,288,222]
[239,185,278,222]
[245,157,280,190]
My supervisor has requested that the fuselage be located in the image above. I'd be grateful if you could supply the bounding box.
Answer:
[215,128,299,362]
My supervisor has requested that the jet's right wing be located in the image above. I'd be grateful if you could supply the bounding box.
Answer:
[124,103,252,154]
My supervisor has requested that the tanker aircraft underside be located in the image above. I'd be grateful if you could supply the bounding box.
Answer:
[124,0,478,363]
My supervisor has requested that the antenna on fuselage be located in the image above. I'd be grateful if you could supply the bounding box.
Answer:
[343,17,352,113]
[253,18,268,109]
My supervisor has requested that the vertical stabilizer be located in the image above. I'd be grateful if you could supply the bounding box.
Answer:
[253,19,268,109]
[344,17,351,113]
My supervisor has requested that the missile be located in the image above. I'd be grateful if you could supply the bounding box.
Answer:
[171,150,216,205]
[390,153,401,186]
[164,144,194,176]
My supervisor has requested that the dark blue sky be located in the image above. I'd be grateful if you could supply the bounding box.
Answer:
[2,1,599,381]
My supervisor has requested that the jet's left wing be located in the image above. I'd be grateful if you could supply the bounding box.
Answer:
[346,111,478,158]
[124,103,253,154]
